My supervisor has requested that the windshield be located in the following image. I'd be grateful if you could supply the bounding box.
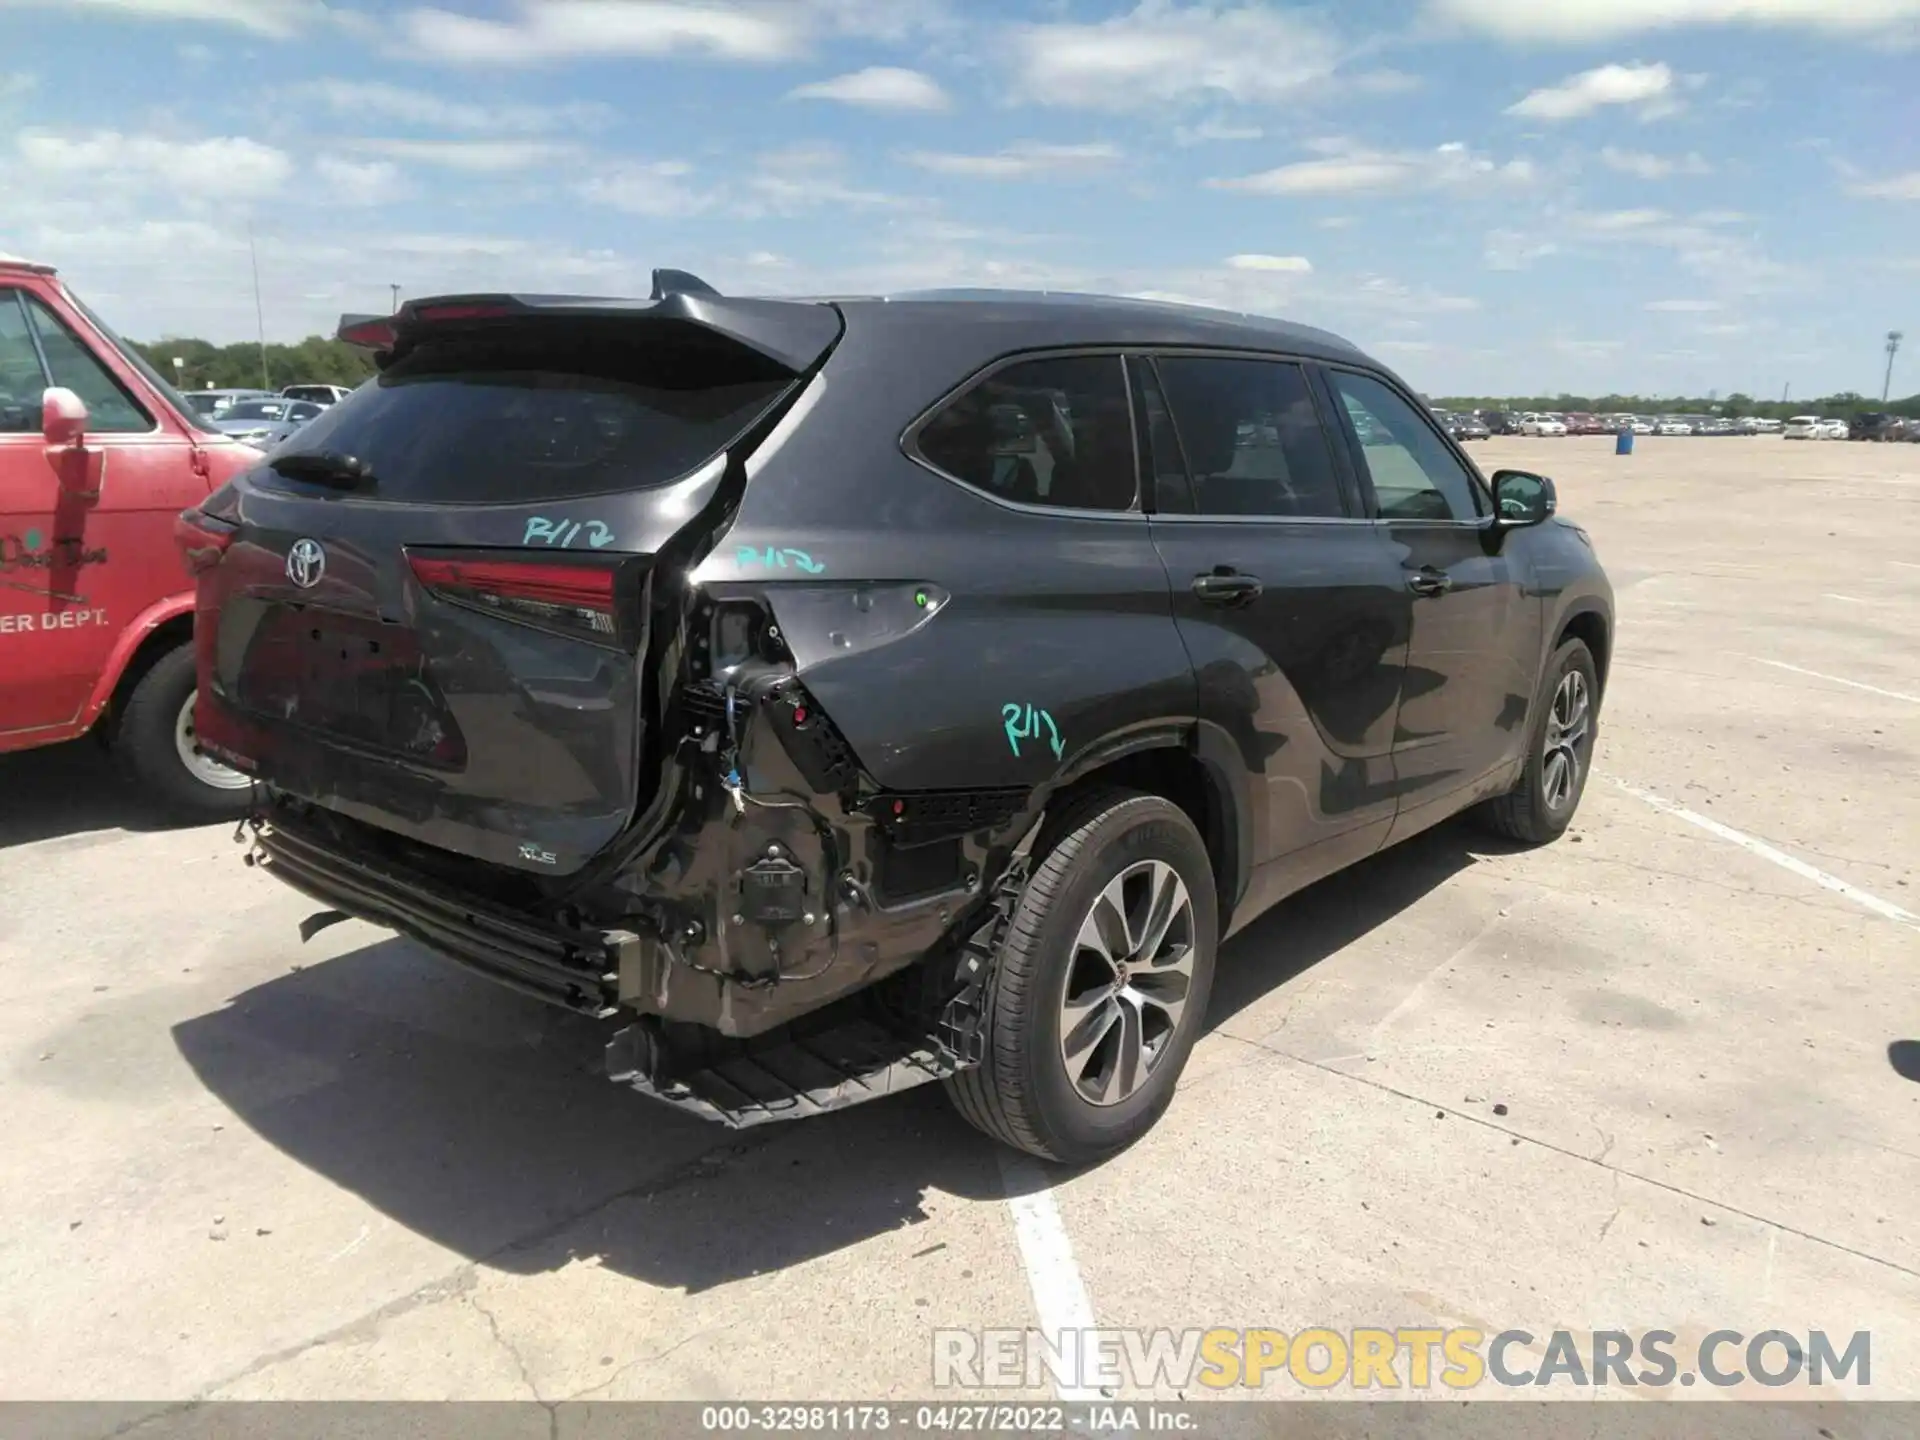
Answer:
[226,400,294,421]
[59,283,220,436]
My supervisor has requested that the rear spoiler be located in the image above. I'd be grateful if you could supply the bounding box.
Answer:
[336,268,840,375]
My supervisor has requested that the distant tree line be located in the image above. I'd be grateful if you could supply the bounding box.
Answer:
[1431,391,1920,420]
[128,335,378,393]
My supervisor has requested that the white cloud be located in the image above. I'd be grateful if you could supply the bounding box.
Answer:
[349,137,572,171]
[1848,171,1920,199]
[1579,207,1669,230]
[1174,117,1264,145]
[1483,229,1557,270]
[300,78,612,132]
[1644,298,1722,311]
[316,156,407,207]
[0,0,324,37]
[575,159,710,216]
[1009,1,1341,111]
[17,130,291,198]
[1225,253,1312,272]
[1432,0,1920,42]
[1,71,36,100]
[1507,62,1674,120]
[399,0,802,64]
[1600,145,1712,178]
[1213,139,1534,196]
[789,66,949,111]
[741,142,913,214]
[903,141,1122,180]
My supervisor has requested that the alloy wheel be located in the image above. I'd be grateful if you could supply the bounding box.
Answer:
[1057,859,1200,1107]
[1541,669,1591,811]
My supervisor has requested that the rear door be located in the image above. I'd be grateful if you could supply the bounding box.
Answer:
[1319,366,1541,836]
[1138,352,1411,905]
[196,301,839,876]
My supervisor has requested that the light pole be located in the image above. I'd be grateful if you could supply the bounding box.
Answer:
[1886,331,1904,403]
[390,283,401,313]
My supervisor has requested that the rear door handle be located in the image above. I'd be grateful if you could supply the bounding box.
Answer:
[1406,568,1452,597]
[1191,570,1264,606]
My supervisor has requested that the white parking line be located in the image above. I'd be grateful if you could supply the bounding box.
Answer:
[1613,780,1918,928]
[1748,658,1920,705]
[997,1152,1102,1402]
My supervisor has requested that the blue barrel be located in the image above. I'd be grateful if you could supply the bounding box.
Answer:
[1615,427,1635,456]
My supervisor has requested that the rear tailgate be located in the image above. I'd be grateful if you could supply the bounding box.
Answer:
[192,294,841,876]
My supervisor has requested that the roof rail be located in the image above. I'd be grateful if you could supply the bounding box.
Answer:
[651,268,720,300]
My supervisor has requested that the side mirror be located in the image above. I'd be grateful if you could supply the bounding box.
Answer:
[1491,469,1556,527]
[42,387,104,500]
[42,386,88,448]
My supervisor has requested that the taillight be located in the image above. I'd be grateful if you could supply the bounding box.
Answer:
[408,552,621,642]
[174,508,235,575]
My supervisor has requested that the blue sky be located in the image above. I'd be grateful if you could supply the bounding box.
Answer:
[2,0,1916,397]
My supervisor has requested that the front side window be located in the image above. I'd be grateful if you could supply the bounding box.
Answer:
[0,290,48,434]
[1327,369,1485,522]
[915,354,1138,512]
[1152,356,1347,518]
[22,294,152,433]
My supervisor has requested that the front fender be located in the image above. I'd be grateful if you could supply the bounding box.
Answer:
[80,591,195,729]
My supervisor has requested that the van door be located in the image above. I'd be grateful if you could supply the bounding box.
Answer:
[1,286,199,740]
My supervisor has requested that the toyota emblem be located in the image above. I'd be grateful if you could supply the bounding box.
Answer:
[286,538,327,589]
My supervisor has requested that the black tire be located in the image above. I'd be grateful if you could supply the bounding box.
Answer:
[1474,638,1599,845]
[111,644,253,820]
[946,787,1219,1163]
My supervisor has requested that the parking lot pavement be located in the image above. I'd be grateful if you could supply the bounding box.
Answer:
[2,436,1916,1409]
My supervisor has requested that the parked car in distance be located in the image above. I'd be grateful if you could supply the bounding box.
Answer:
[184,387,276,419]
[1849,413,1907,442]
[211,397,326,450]
[1,254,262,814]
[1783,415,1822,439]
[1445,412,1490,441]
[1519,412,1568,437]
[1819,417,1851,440]
[1563,412,1603,436]
[181,274,1614,1161]
[1655,417,1693,436]
[1481,409,1519,436]
[280,383,353,405]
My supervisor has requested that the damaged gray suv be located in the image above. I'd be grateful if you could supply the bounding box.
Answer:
[179,272,1613,1161]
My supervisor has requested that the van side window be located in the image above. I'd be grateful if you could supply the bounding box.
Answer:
[916,355,1138,512]
[1152,356,1347,518]
[22,294,152,433]
[0,290,49,434]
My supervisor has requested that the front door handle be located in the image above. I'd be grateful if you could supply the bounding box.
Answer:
[1406,568,1452,598]
[1191,569,1265,606]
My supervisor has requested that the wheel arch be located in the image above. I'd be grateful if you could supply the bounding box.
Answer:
[1038,730,1250,933]
[85,597,195,739]
[1553,603,1612,697]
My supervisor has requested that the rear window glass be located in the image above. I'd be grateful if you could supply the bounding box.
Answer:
[277,323,795,503]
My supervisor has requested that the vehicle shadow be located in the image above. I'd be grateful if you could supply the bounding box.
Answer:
[0,738,201,850]
[169,818,1496,1293]
[1891,1041,1920,1085]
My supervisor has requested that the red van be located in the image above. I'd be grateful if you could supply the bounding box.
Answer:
[1,255,262,814]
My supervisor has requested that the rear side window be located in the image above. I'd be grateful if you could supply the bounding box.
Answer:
[1151,356,1346,518]
[915,354,1138,512]
[22,294,153,433]
[278,322,796,504]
